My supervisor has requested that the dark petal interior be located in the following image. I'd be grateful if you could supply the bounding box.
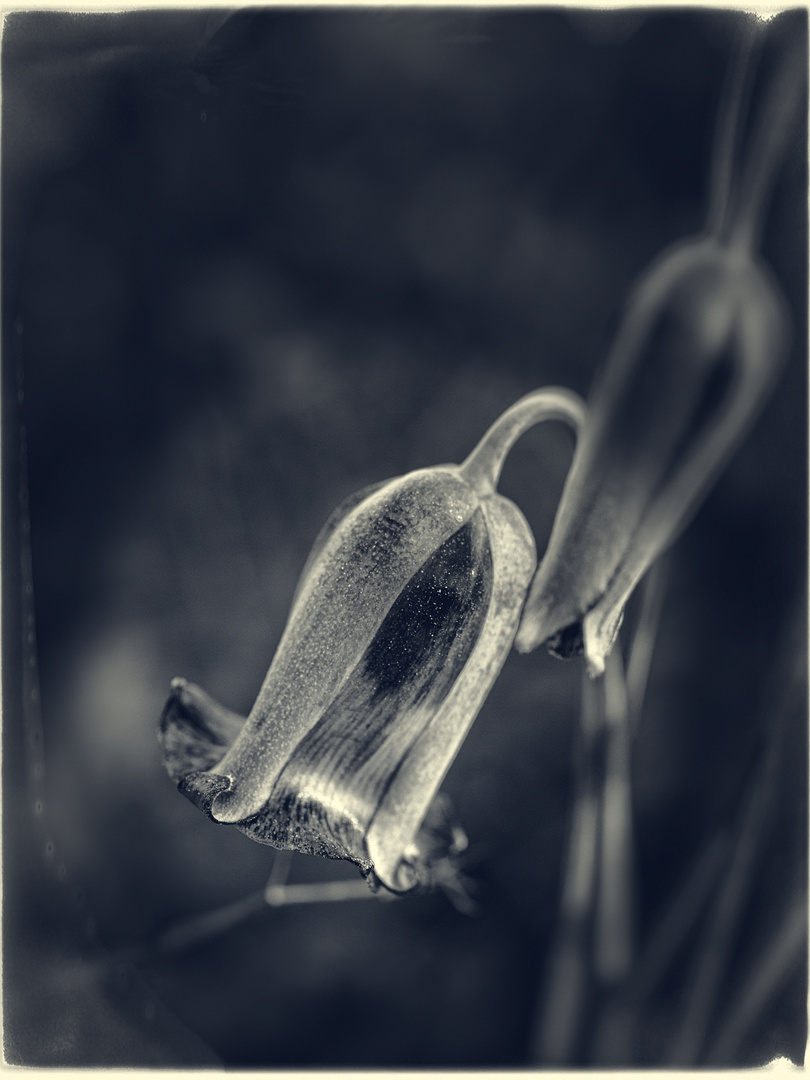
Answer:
[545,621,585,660]
[266,508,494,859]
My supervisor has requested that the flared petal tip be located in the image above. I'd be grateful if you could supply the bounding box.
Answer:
[159,678,246,801]
[582,601,625,679]
[513,612,553,654]
[584,650,606,679]
[371,791,473,902]
[518,611,621,677]
[514,606,585,659]
[517,601,626,678]
[178,770,232,820]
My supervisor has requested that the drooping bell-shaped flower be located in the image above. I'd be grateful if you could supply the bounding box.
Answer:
[515,25,801,677]
[515,235,788,676]
[160,388,585,894]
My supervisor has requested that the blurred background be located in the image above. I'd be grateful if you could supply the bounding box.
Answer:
[3,5,806,1067]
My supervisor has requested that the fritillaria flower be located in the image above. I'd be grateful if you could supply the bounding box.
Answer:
[515,235,788,676]
[515,28,802,677]
[160,388,585,894]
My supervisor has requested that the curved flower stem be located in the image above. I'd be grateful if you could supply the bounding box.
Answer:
[459,386,587,497]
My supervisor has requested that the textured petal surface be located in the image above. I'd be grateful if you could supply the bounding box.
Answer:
[206,467,481,823]
[516,237,787,674]
[367,491,537,890]
[246,510,492,871]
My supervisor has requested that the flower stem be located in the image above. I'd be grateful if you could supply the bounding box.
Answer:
[629,828,731,1005]
[594,644,634,987]
[459,387,586,497]
[706,891,806,1064]
[724,30,805,253]
[667,700,787,1063]
[706,17,760,239]
[624,560,669,733]
[529,663,602,1063]
[264,878,381,907]
[152,891,268,956]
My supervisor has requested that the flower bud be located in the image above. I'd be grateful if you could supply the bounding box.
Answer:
[515,234,788,676]
[160,389,585,893]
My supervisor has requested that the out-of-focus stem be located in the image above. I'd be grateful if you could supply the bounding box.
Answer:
[706,892,807,1064]
[667,596,805,1064]
[265,847,292,890]
[725,33,806,253]
[532,635,641,1064]
[532,921,592,1065]
[624,560,668,733]
[152,891,268,957]
[598,829,732,1066]
[585,645,637,1065]
[264,878,380,907]
[117,850,381,964]
[667,715,785,1063]
[595,644,634,985]
[589,564,669,1064]
[629,829,731,1004]
[706,17,759,238]
[530,668,602,1063]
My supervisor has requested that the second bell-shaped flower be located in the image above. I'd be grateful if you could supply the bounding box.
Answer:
[515,234,788,676]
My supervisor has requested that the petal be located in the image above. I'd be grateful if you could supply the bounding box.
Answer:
[203,467,482,824]
[158,677,245,784]
[366,491,537,891]
[235,507,494,875]
[289,480,387,611]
